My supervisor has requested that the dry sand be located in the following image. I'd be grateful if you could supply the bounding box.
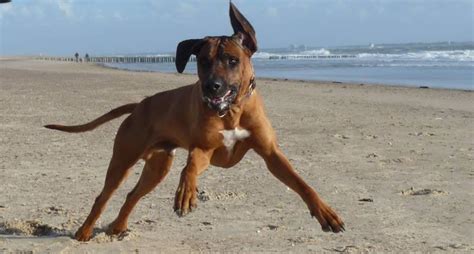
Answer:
[0,59,472,253]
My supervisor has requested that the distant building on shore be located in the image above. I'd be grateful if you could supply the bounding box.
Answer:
[289,44,307,52]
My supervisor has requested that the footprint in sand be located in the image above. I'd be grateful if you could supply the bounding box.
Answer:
[0,219,66,237]
[401,187,447,196]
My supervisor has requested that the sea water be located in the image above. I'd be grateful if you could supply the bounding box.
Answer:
[105,42,473,90]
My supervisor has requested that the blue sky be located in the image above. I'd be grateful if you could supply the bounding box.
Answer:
[0,0,473,56]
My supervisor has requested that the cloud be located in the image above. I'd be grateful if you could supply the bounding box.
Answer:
[57,0,74,18]
[177,2,198,16]
[265,7,278,18]
[94,9,105,20]
[113,11,124,21]
[0,2,48,20]
[0,0,75,20]
[0,3,13,19]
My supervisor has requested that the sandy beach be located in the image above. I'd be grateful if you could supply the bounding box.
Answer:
[0,59,472,253]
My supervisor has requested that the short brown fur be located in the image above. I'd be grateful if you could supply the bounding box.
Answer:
[45,3,344,241]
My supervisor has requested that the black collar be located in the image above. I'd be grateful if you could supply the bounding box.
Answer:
[246,76,256,98]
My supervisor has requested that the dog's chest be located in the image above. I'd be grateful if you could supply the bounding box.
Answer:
[219,128,251,151]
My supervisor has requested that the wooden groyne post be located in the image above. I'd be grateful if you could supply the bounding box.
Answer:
[36,55,196,63]
[37,54,356,63]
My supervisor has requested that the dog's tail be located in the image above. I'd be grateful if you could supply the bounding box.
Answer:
[44,103,138,133]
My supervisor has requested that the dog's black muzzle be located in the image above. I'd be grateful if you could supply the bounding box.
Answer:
[202,79,238,116]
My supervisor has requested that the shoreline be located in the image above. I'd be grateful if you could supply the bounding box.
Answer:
[0,59,473,253]
[96,61,473,92]
[2,56,472,91]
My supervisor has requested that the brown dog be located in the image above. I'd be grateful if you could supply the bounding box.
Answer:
[45,3,344,242]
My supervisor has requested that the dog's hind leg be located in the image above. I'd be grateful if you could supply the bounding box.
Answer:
[107,150,174,235]
[74,158,138,241]
[74,122,146,241]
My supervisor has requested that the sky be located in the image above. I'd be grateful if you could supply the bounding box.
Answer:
[0,0,473,56]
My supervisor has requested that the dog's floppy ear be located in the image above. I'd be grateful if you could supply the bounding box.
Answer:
[175,39,205,73]
[229,2,257,54]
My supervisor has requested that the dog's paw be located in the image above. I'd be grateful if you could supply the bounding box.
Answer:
[173,174,198,216]
[74,226,93,241]
[107,220,128,236]
[311,203,345,233]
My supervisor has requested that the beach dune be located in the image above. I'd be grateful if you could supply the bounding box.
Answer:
[0,59,472,253]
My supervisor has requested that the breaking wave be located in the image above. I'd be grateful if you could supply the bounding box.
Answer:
[357,50,474,62]
[253,49,473,63]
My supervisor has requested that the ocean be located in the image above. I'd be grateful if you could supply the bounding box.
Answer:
[105,42,473,90]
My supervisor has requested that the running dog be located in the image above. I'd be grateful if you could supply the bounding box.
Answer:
[45,3,344,241]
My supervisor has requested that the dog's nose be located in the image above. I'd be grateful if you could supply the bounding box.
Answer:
[206,80,223,93]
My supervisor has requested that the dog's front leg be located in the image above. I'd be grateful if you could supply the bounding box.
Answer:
[174,148,212,216]
[255,143,345,233]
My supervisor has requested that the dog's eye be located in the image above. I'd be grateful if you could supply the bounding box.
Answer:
[228,57,239,67]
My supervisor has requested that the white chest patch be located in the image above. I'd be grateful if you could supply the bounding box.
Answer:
[219,128,251,151]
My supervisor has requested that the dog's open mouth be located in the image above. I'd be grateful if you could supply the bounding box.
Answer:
[203,87,237,116]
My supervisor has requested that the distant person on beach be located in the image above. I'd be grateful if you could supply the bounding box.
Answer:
[74,52,79,62]
[85,53,90,62]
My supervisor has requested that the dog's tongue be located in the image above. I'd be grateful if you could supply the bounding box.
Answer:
[211,97,223,104]
[210,90,231,105]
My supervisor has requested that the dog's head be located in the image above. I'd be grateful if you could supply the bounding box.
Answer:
[175,3,257,116]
